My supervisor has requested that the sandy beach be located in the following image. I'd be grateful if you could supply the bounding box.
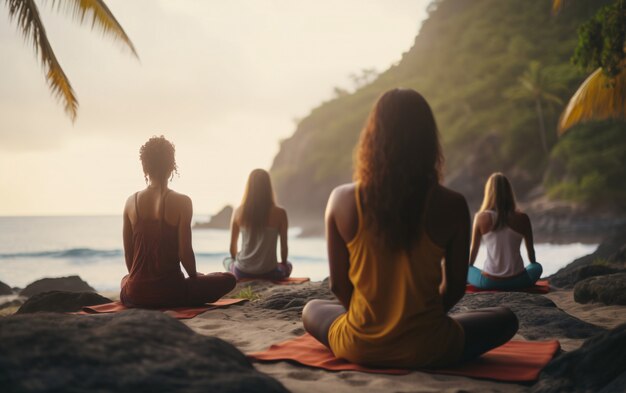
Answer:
[179,280,625,393]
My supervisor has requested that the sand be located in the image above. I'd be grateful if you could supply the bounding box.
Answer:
[3,281,623,392]
[178,281,626,393]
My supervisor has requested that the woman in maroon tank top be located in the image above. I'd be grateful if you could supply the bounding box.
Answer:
[120,136,236,307]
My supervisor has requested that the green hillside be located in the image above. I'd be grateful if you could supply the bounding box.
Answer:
[270,0,619,224]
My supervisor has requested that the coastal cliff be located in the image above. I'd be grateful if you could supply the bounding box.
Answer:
[270,0,625,237]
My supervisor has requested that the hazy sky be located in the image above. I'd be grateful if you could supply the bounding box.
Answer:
[0,0,429,216]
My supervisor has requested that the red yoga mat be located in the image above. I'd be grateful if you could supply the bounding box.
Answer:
[237,277,311,285]
[78,298,247,319]
[465,280,550,294]
[248,333,560,382]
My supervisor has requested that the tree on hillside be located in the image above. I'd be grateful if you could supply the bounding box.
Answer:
[3,0,138,121]
[506,61,564,154]
[554,0,626,133]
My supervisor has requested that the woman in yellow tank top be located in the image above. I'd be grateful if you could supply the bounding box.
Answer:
[302,89,519,368]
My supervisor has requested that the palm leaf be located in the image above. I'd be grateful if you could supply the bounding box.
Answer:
[6,0,78,120]
[552,0,565,14]
[558,66,626,134]
[50,0,138,57]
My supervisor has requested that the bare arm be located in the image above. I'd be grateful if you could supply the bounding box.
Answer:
[522,214,537,263]
[178,195,197,277]
[279,209,289,263]
[229,209,240,259]
[468,214,483,266]
[122,200,133,272]
[442,198,471,312]
[326,189,354,309]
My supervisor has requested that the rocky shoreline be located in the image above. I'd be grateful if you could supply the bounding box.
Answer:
[1,233,625,392]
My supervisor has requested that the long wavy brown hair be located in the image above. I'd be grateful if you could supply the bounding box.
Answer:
[240,169,276,233]
[355,89,443,252]
[479,173,517,230]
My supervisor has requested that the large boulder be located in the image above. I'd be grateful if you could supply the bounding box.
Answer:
[0,310,288,393]
[549,229,626,288]
[452,292,604,340]
[194,205,233,230]
[20,276,95,298]
[16,291,112,314]
[0,280,13,295]
[533,323,626,393]
[258,277,334,313]
[552,265,626,290]
[574,273,626,306]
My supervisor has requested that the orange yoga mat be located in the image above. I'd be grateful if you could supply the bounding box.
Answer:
[248,333,560,382]
[465,280,550,294]
[79,298,247,319]
[238,277,311,285]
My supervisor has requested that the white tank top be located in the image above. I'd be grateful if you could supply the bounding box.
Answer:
[235,227,279,274]
[482,210,525,277]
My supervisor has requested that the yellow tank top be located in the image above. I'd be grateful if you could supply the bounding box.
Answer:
[328,184,465,368]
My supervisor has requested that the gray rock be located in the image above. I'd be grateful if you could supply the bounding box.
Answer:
[452,292,604,340]
[258,278,334,313]
[0,280,13,295]
[0,310,288,393]
[16,290,112,314]
[0,298,24,310]
[549,230,626,288]
[574,273,626,306]
[20,276,95,297]
[194,205,233,229]
[554,265,626,291]
[533,323,626,393]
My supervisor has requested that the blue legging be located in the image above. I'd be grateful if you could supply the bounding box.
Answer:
[467,263,543,290]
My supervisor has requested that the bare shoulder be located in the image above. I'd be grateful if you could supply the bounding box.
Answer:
[124,193,135,212]
[327,183,357,214]
[273,205,287,216]
[167,190,192,210]
[475,210,492,224]
[513,210,532,227]
[424,184,469,247]
[430,184,468,213]
[330,183,356,199]
[271,206,288,222]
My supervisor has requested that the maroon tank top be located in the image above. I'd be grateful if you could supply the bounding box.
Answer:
[122,190,186,307]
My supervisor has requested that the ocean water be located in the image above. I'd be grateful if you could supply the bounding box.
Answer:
[0,216,598,292]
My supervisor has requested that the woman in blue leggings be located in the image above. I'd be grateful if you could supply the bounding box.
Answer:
[468,173,542,290]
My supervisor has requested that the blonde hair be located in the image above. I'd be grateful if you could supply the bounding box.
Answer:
[479,173,517,230]
[240,169,276,233]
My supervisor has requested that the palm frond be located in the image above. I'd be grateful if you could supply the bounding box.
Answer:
[50,0,138,57]
[558,66,626,134]
[7,0,78,120]
[542,91,564,106]
[552,0,565,15]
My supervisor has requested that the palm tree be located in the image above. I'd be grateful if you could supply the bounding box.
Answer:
[4,0,138,121]
[506,61,564,154]
[552,0,626,133]
[558,62,626,134]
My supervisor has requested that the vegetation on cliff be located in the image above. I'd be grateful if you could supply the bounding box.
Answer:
[270,0,624,223]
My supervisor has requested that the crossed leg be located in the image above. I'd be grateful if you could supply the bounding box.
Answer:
[185,272,237,305]
[302,299,346,347]
[451,306,519,362]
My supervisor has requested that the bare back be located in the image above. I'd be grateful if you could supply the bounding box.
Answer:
[123,186,196,277]
[326,182,470,311]
[470,210,536,265]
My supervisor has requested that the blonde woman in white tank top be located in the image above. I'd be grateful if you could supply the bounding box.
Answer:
[468,173,543,290]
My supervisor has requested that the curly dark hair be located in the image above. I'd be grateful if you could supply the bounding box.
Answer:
[139,135,178,183]
[355,89,443,252]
